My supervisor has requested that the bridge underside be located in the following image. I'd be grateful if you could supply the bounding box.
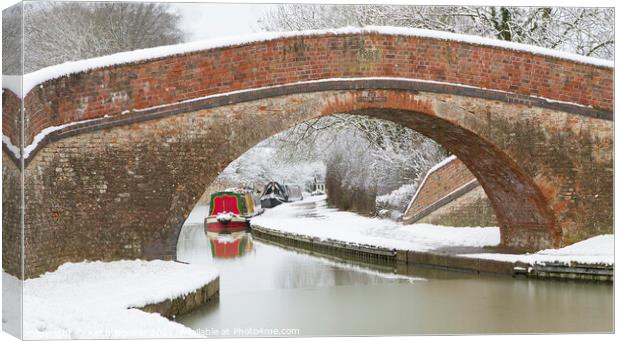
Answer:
[2,88,613,278]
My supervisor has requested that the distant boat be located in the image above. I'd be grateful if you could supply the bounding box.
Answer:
[205,190,262,233]
[260,181,288,208]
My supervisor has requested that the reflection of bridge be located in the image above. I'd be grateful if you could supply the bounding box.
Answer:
[2,27,613,277]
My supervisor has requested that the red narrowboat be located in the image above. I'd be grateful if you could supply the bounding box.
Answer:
[205,190,260,233]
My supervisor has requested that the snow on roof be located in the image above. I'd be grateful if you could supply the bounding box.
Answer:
[1,26,613,98]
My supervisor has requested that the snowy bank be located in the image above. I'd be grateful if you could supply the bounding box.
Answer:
[459,234,614,266]
[252,196,614,267]
[9,259,218,339]
[2,268,22,337]
[251,195,500,252]
[2,25,612,98]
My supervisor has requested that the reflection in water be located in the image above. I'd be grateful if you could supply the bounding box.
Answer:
[177,223,413,293]
[207,231,254,258]
[175,222,613,336]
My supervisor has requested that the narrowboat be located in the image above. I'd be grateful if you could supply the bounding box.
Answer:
[204,189,261,233]
[260,181,288,208]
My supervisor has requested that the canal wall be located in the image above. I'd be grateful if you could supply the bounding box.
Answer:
[252,225,398,266]
[133,275,219,319]
[251,225,613,282]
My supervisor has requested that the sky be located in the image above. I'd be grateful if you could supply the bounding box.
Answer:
[172,2,277,41]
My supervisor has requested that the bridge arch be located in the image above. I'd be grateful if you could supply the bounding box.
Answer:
[2,28,612,277]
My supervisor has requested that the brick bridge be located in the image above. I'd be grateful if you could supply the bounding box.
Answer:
[2,28,613,278]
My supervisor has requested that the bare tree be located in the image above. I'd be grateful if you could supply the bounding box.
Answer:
[22,1,185,72]
[325,134,378,216]
[275,114,447,195]
[259,5,613,59]
[2,4,23,74]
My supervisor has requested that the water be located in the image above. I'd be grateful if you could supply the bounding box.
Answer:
[175,217,613,336]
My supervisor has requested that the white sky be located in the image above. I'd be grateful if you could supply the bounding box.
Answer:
[173,3,277,41]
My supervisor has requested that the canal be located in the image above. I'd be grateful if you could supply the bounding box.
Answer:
[175,208,613,336]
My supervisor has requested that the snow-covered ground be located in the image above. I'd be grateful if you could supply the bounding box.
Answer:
[6,260,218,339]
[251,195,501,251]
[461,234,614,266]
[2,268,22,338]
[251,195,614,266]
